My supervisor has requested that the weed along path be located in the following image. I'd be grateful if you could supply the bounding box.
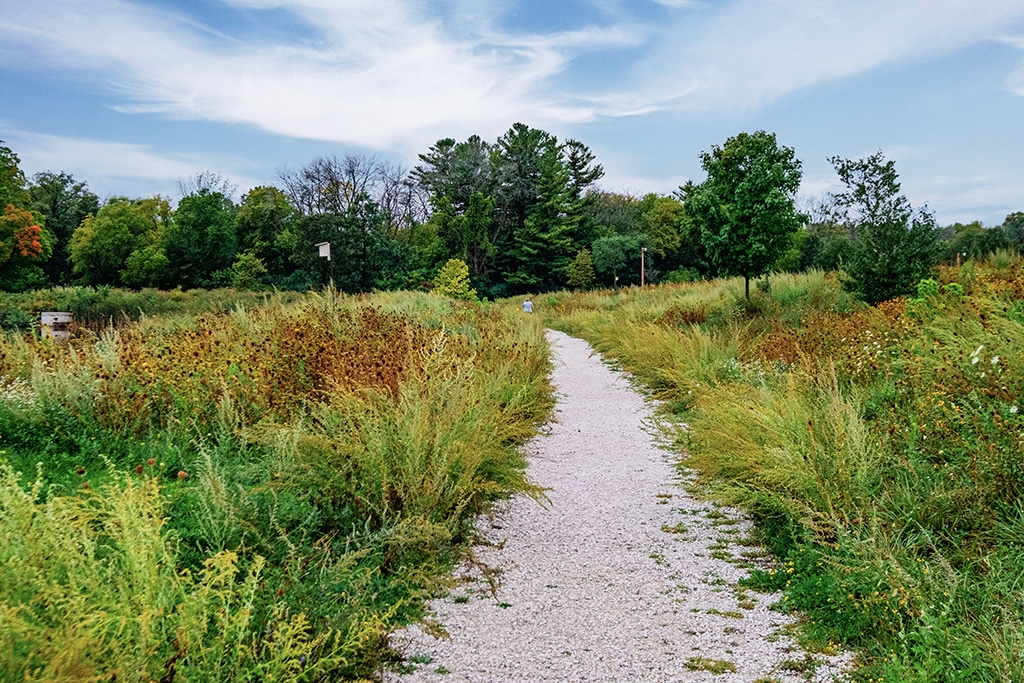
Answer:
[386,330,851,683]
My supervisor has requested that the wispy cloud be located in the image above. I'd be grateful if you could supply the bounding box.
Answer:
[1,0,614,151]
[1,128,263,201]
[631,0,1024,111]
[3,0,1022,151]
[909,173,1021,226]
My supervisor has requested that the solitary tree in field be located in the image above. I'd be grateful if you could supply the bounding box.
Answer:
[681,131,804,298]
[829,151,938,304]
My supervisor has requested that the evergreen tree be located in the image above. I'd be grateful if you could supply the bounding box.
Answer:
[566,248,596,289]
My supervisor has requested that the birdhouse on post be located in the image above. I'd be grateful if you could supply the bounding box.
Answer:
[316,242,331,261]
[41,311,72,343]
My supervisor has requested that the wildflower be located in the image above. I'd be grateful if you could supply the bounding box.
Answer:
[970,345,984,364]
[1011,406,1019,414]
[177,470,189,480]
[991,356,1000,365]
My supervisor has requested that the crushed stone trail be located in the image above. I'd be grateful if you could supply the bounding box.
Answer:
[385,330,850,682]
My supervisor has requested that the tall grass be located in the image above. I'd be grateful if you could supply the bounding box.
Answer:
[545,265,1024,682]
[0,288,553,680]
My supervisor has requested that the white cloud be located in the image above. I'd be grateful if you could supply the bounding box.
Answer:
[631,0,1024,111]
[3,0,1024,209]
[908,173,1023,225]
[1,129,264,201]
[1005,34,1024,95]
[647,0,702,8]
[0,0,616,153]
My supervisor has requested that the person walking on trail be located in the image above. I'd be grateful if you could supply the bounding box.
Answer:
[523,299,533,313]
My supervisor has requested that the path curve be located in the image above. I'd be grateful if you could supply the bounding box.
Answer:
[386,330,850,682]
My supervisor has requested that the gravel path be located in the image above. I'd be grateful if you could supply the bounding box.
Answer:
[385,330,851,682]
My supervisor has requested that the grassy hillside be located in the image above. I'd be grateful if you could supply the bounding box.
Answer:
[0,289,553,682]
[543,260,1024,682]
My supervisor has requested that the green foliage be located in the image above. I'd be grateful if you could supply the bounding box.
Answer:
[830,151,939,304]
[640,194,684,259]
[230,252,269,290]
[940,221,1010,263]
[418,124,602,296]
[235,185,300,282]
[591,233,646,286]
[798,220,854,272]
[0,290,554,678]
[164,188,238,288]
[427,192,495,279]
[70,196,170,287]
[682,131,804,298]
[29,172,99,286]
[0,141,29,210]
[291,197,408,293]
[566,248,596,289]
[1002,211,1024,251]
[432,258,478,301]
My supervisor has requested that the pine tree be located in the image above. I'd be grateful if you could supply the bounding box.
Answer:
[566,248,596,289]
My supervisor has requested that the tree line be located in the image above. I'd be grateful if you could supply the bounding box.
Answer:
[2,126,1021,303]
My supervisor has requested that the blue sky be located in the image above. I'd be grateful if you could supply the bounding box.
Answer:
[1,0,1023,226]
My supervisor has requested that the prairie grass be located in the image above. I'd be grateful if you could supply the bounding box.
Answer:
[545,265,1024,682]
[0,288,553,680]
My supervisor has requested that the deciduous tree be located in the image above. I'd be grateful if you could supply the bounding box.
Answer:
[164,188,237,288]
[0,204,51,289]
[682,131,804,298]
[591,234,646,287]
[29,171,99,285]
[0,142,29,210]
[829,151,938,304]
[1001,211,1024,251]
[70,197,170,287]
[432,258,477,301]
[235,186,299,283]
[290,194,407,293]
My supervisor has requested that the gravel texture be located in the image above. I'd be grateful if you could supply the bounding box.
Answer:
[385,329,852,682]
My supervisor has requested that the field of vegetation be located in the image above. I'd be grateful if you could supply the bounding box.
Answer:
[543,255,1024,682]
[0,289,553,682]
